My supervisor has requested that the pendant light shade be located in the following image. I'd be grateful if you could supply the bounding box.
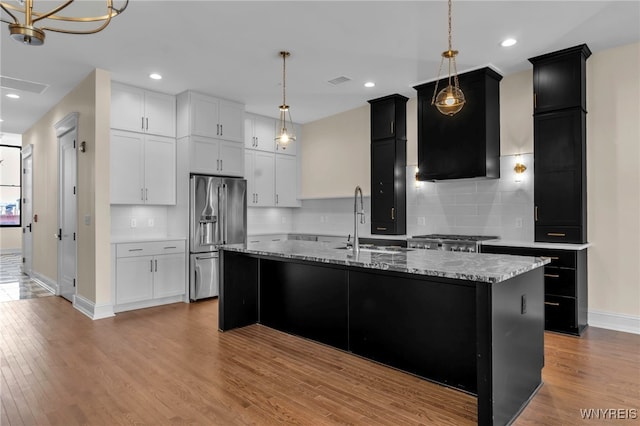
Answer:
[431,0,465,116]
[275,51,296,149]
[1,0,128,46]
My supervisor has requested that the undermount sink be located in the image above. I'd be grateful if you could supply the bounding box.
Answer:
[335,245,413,254]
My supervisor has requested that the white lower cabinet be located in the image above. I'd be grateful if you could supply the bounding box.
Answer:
[114,240,186,312]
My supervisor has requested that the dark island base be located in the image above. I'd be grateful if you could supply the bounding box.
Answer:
[220,250,544,426]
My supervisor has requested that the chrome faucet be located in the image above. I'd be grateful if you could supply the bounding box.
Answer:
[353,185,365,254]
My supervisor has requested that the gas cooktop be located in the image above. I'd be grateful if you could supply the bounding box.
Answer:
[411,234,499,242]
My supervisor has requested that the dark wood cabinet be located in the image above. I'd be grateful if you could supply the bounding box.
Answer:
[531,44,589,113]
[369,94,407,141]
[413,67,501,181]
[368,94,407,235]
[529,45,590,244]
[481,244,588,336]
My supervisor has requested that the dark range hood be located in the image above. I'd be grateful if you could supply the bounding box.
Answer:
[413,67,502,181]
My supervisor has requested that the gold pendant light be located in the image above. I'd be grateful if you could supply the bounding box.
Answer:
[275,51,296,149]
[431,0,465,116]
[0,0,128,46]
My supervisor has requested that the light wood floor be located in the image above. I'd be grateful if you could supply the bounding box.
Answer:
[1,297,638,425]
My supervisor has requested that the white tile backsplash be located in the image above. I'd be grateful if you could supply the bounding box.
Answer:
[111,205,169,240]
[287,154,534,241]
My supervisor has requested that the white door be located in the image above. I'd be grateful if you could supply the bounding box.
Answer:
[144,90,176,137]
[111,82,145,133]
[56,113,78,302]
[21,145,33,276]
[253,151,275,206]
[218,100,244,142]
[153,253,186,298]
[218,140,244,177]
[110,130,145,204]
[253,115,276,152]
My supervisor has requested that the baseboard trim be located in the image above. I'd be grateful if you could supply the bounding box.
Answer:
[589,310,640,335]
[74,294,115,320]
[31,272,58,295]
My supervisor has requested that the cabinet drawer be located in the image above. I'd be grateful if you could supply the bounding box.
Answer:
[535,226,584,244]
[117,240,185,258]
[545,295,576,332]
[544,267,576,297]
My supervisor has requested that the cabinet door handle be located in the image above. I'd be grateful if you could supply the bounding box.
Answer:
[217,124,220,136]
[141,117,144,131]
[534,93,537,109]
[390,120,394,135]
[544,301,560,307]
[276,194,279,204]
[163,246,177,249]
[146,117,149,131]
[150,259,153,273]
[145,188,148,201]
[216,159,219,170]
[155,259,158,272]
[391,207,395,220]
[376,227,387,231]
[544,273,560,278]
[220,124,223,135]
[220,159,223,170]
[128,248,143,252]
[535,206,538,222]
[141,188,144,201]
[547,233,566,237]
[256,193,258,204]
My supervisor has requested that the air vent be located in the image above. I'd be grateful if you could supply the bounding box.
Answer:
[328,76,352,85]
[0,76,49,94]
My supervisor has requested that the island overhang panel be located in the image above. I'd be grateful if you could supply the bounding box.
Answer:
[219,241,547,426]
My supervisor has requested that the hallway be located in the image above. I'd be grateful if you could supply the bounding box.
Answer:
[0,254,54,302]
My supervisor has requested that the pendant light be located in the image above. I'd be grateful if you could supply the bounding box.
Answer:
[431,0,465,116]
[1,0,128,46]
[275,51,296,149]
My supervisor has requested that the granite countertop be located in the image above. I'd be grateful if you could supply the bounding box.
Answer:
[222,240,549,284]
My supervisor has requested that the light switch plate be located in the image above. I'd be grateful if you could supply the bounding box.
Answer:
[130,219,137,228]
[148,218,154,227]
[84,215,91,225]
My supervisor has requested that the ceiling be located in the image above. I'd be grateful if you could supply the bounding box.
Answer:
[1,1,639,135]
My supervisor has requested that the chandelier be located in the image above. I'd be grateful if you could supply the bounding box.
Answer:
[275,50,296,149]
[0,0,129,46]
[431,0,465,116]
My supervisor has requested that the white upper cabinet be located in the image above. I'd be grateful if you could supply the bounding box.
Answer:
[189,136,244,177]
[275,154,300,207]
[275,122,300,156]
[111,82,176,137]
[245,113,276,152]
[177,91,244,142]
[111,130,176,205]
[245,150,275,207]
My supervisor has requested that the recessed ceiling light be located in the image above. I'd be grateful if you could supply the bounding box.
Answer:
[364,82,375,88]
[501,38,517,47]
[149,73,162,80]
[6,93,20,99]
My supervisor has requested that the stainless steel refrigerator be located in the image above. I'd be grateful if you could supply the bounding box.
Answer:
[189,175,247,301]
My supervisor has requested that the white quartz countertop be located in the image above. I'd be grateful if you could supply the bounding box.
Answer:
[481,240,591,250]
[222,240,549,284]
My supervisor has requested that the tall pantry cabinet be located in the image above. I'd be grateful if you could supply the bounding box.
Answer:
[529,44,591,244]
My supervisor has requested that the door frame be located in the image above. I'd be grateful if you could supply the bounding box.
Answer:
[55,112,78,301]
[21,144,33,276]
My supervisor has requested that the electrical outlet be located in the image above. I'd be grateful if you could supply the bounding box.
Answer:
[148,218,154,227]
[515,217,523,228]
[418,217,426,226]
[130,219,137,228]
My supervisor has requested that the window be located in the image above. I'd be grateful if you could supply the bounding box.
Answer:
[0,145,21,227]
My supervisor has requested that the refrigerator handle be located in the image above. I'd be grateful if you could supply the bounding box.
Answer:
[224,184,228,244]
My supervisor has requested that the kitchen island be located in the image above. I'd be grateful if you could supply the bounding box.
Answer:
[219,240,548,426]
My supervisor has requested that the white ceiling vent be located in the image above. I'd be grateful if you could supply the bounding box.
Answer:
[1,76,49,94]
[328,76,352,86]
